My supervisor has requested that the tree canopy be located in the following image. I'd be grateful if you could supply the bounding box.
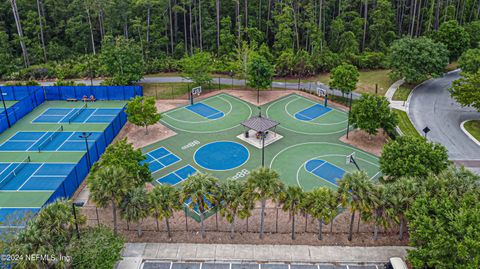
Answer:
[349,94,398,136]
[179,51,213,86]
[388,37,449,83]
[329,63,359,95]
[450,70,480,112]
[433,20,470,60]
[380,135,449,181]
[125,96,161,134]
[458,48,480,74]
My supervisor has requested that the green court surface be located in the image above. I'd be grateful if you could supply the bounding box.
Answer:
[0,100,126,208]
[150,93,381,192]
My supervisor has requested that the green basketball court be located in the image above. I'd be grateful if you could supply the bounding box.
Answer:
[146,93,381,192]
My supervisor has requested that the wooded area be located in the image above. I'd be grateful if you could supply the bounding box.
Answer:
[1,0,479,80]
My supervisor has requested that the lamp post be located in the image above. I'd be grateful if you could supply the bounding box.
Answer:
[261,132,265,167]
[0,88,11,128]
[79,132,92,168]
[346,92,353,139]
[72,201,84,239]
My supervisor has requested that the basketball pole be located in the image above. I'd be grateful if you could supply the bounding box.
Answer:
[350,156,361,171]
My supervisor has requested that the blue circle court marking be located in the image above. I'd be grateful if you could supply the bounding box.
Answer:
[194,141,249,171]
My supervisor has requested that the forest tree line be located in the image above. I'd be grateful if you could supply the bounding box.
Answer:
[1,0,480,81]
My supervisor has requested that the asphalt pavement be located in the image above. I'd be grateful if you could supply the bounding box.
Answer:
[408,70,480,162]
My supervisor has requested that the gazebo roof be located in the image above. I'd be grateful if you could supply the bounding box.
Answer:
[241,116,279,132]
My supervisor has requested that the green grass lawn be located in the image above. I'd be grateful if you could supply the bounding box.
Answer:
[277,69,392,95]
[393,109,421,138]
[464,120,480,142]
[392,84,416,101]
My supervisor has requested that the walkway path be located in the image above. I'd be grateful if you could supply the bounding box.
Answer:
[117,243,411,269]
[384,79,406,111]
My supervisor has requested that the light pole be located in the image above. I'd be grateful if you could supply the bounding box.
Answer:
[0,88,11,128]
[72,201,84,239]
[346,92,353,139]
[79,132,92,168]
[261,132,266,167]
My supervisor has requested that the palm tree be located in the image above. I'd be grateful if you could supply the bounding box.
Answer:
[120,186,150,237]
[88,166,132,235]
[337,171,374,241]
[247,167,284,239]
[218,179,251,239]
[304,187,338,240]
[181,173,218,239]
[148,184,181,238]
[368,184,390,241]
[279,186,304,240]
[384,177,419,240]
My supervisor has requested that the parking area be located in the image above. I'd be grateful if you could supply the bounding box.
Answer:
[140,261,384,269]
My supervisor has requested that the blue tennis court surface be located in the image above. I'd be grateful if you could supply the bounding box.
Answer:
[142,147,181,173]
[0,208,40,227]
[33,108,122,124]
[0,131,101,152]
[156,165,197,185]
[186,103,224,119]
[0,162,76,191]
[305,159,346,186]
[294,104,332,121]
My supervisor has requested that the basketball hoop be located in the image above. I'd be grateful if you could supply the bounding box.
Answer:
[317,88,326,97]
[192,86,202,96]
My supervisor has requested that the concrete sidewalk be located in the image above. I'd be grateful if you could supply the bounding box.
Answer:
[384,79,407,112]
[117,243,412,269]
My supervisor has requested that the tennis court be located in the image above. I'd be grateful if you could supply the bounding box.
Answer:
[32,107,122,124]
[0,161,75,191]
[0,130,101,152]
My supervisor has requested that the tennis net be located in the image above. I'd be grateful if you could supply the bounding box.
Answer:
[0,156,31,189]
[68,103,88,124]
[37,125,64,152]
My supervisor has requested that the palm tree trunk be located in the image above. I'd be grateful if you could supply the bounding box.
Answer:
[155,210,160,232]
[112,201,118,235]
[330,217,334,233]
[348,211,355,241]
[291,211,296,240]
[356,214,361,233]
[373,223,378,241]
[200,211,206,238]
[230,215,236,239]
[318,218,323,240]
[399,214,405,240]
[137,221,142,237]
[166,217,172,238]
[260,199,266,239]
[304,213,308,232]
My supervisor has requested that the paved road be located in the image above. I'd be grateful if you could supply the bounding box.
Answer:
[17,76,361,100]
[408,70,480,161]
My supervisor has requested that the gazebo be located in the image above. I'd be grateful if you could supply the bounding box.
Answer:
[237,115,283,149]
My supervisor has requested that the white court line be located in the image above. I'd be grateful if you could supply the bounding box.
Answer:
[58,108,76,123]
[0,163,13,176]
[309,161,327,174]
[25,132,49,151]
[17,164,44,191]
[83,108,98,123]
[6,140,38,142]
[207,111,224,119]
[55,132,76,151]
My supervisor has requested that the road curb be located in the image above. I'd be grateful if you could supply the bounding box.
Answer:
[460,120,480,146]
